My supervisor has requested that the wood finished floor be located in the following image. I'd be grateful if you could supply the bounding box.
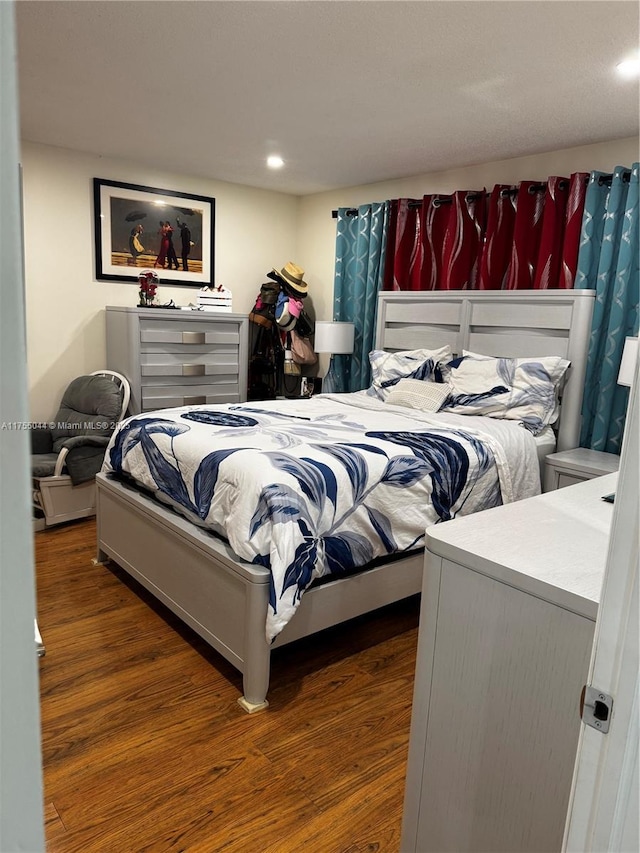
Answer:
[36,518,420,853]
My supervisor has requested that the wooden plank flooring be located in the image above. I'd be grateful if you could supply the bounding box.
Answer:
[36,519,420,852]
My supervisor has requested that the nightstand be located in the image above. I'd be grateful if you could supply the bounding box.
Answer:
[544,448,620,492]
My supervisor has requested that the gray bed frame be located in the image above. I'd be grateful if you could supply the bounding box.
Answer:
[95,290,595,712]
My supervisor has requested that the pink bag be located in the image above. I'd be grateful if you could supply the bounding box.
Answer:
[290,330,317,365]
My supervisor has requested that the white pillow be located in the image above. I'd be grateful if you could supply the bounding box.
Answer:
[443,350,570,434]
[386,378,451,412]
[367,346,452,401]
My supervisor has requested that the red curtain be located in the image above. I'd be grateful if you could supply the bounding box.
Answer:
[558,172,589,288]
[384,192,486,291]
[441,190,487,290]
[478,185,516,290]
[385,199,420,291]
[533,177,567,290]
[505,180,546,290]
[384,174,588,291]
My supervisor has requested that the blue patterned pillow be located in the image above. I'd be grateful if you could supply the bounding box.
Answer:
[367,346,453,401]
[441,350,570,434]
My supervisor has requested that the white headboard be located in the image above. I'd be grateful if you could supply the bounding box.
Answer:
[375,290,595,452]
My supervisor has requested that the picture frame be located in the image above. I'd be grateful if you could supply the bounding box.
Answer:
[93,178,215,287]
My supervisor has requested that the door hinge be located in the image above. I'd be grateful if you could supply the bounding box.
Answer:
[580,685,613,733]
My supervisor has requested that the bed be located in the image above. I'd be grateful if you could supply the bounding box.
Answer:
[95,290,595,711]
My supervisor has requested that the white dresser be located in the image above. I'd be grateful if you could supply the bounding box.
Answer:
[105,307,249,414]
[401,474,616,853]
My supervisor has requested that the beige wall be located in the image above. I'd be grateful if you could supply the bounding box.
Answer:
[22,142,300,420]
[298,137,640,325]
[23,136,638,419]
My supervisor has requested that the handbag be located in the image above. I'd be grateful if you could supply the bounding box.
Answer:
[290,329,317,365]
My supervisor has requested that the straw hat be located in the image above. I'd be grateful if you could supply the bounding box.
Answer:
[267,261,308,296]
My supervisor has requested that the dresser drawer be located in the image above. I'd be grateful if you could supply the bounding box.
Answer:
[141,384,241,410]
[557,472,588,489]
[140,351,240,378]
[141,364,239,379]
[141,373,240,390]
[139,319,240,347]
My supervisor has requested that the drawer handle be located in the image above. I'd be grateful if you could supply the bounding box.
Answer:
[182,331,205,344]
[183,395,206,406]
[182,364,206,376]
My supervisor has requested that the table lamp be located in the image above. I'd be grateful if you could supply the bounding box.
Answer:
[314,321,355,394]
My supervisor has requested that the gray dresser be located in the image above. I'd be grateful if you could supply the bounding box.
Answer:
[105,307,249,414]
[401,474,615,853]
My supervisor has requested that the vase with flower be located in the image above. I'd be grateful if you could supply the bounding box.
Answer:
[138,270,159,307]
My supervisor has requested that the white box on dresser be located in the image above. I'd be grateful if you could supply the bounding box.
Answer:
[401,473,616,853]
[105,306,249,414]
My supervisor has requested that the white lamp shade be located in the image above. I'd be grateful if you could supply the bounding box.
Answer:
[617,337,638,387]
[314,321,355,354]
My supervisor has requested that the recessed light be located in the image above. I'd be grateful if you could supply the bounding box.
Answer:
[267,155,284,169]
[616,56,640,78]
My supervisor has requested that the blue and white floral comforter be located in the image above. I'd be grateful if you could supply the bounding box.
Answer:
[102,393,541,641]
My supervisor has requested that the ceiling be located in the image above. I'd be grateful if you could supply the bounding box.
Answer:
[15,1,640,197]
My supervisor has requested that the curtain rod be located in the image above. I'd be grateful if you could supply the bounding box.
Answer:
[406,181,573,208]
[330,172,629,218]
[598,170,631,186]
[331,183,569,215]
[331,208,358,218]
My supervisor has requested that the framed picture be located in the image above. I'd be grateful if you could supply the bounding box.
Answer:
[93,178,215,287]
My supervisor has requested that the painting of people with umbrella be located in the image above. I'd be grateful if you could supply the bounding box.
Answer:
[93,178,215,287]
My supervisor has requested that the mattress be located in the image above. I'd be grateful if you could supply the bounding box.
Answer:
[103,393,542,640]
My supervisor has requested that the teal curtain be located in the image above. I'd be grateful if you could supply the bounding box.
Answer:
[333,202,389,391]
[576,163,639,453]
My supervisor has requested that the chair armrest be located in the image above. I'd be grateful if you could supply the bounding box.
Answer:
[57,435,111,451]
[54,436,111,477]
[31,428,53,454]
